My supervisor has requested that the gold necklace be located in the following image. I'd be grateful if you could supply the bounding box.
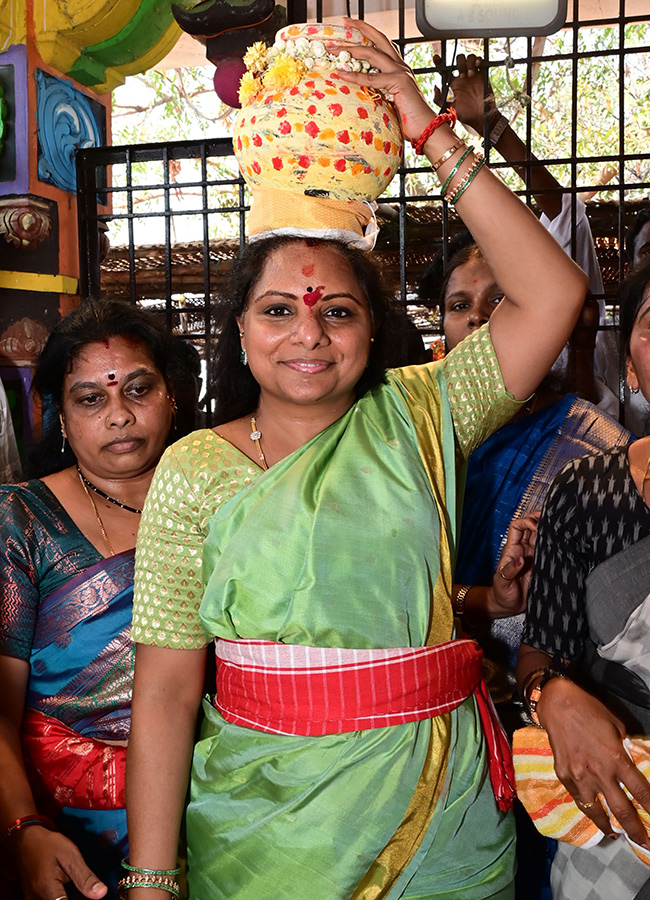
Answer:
[78,469,115,556]
[250,416,268,471]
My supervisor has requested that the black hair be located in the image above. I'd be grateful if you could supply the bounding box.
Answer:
[28,298,182,477]
[418,230,480,319]
[209,235,404,424]
[619,256,650,358]
[625,208,650,268]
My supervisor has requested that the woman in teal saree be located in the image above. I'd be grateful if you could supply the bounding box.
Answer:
[0,300,180,900]
[125,20,588,900]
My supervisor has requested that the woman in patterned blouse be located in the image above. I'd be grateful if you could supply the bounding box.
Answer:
[517,257,650,900]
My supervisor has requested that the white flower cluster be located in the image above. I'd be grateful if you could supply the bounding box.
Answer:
[267,36,377,74]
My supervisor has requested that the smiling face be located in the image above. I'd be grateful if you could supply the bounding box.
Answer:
[442,256,505,351]
[61,335,173,482]
[237,242,374,412]
[627,283,650,401]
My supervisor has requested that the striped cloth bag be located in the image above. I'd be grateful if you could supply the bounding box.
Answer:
[513,725,650,865]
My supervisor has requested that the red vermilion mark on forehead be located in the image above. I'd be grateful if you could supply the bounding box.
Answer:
[303,285,325,307]
[302,264,315,277]
[103,339,110,349]
[106,371,118,386]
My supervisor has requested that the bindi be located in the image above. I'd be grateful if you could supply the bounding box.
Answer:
[301,264,315,277]
[303,284,325,307]
[106,371,117,386]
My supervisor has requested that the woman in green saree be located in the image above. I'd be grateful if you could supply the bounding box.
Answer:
[125,20,588,900]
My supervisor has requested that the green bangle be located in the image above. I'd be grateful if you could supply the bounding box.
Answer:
[121,857,181,876]
[449,158,486,205]
[440,145,474,197]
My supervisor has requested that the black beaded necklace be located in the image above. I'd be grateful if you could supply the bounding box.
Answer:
[77,467,143,515]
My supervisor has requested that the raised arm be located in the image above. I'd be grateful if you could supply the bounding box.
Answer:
[439,53,562,221]
[333,18,587,400]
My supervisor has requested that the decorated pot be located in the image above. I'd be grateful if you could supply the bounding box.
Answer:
[233,22,403,203]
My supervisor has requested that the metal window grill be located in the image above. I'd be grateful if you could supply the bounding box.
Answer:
[76,1,650,421]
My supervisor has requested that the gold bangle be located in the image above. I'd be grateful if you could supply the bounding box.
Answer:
[454,585,472,616]
[431,139,465,172]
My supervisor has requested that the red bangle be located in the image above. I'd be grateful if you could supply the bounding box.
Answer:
[1,814,56,844]
[411,109,457,155]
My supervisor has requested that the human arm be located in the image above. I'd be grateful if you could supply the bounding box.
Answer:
[124,643,207,899]
[0,488,107,899]
[333,18,588,401]
[437,53,562,221]
[0,655,107,900]
[516,643,650,848]
[515,454,650,847]
[453,511,540,625]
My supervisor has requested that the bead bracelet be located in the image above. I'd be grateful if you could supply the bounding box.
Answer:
[1,814,56,845]
[440,146,474,198]
[447,157,486,205]
[411,108,457,155]
[117,874,180,898]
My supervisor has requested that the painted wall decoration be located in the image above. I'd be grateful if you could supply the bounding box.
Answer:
[0,44,29,193]
[36,69,105,193]
[0,196,52,250]
[34,0,191,93]
[0,75,6,155]
[0,0,27,52]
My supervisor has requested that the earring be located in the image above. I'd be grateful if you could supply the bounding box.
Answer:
[59,413,67,454]
[241,348,248,366]
[631,386,640,394]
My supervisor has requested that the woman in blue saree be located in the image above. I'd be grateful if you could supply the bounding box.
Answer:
[0,300,182,900]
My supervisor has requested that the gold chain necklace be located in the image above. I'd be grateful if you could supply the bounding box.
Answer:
[78,469,115,556]
[249,416,268,471]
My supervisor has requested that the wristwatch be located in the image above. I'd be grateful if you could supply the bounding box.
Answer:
[486,113,508,148]
[526,667,567,726]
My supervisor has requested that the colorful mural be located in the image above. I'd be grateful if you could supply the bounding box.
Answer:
[34,0,190,93]
[36,69,105,193]
[0,0,189,445]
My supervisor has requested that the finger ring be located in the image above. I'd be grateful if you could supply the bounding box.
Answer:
[578,798,597,809]
[498,565,512,582]
[52,896,68,900]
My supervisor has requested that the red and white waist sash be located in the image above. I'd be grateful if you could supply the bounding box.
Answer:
[214,637,515,811]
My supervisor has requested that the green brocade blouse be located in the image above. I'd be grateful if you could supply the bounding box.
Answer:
[133,324,521,900]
